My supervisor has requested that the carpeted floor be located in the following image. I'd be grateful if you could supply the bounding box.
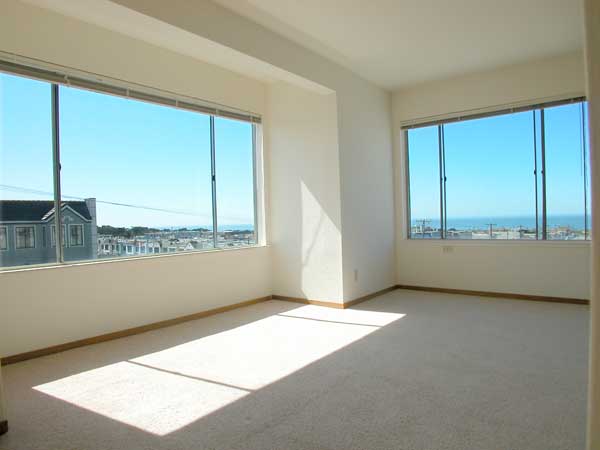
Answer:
[0,290,589,450]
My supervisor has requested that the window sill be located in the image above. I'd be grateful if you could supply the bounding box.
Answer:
[0,244,269,274]
[401,238,591,248]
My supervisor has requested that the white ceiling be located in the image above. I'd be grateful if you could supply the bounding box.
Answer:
[23,0,584,91]
[213,0,584,89]
[20,0,334,94]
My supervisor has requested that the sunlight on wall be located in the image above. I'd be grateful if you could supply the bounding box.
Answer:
[34,304,404,436]
[301,182,344,300]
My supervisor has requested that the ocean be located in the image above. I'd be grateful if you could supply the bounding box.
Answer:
[413,214,591,231]
[163,224,255,231]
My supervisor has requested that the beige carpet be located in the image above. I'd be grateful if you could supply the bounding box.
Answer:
[0,290,589,450]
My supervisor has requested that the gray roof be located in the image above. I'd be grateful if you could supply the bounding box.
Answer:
[0,200,92,222]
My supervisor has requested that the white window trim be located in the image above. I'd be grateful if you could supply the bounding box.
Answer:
[0,226,8,251]
[69,224,85,247]
[15,225,35,249]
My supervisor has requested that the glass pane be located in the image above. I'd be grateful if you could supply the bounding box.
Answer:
[583,102,591,240]
[214,117,256,247]
[59,85,213,262]
[70,224,83,246]
[0,73,56,267]
[407,126,441,238]
[544,103,588,240]
[443,111,536,239]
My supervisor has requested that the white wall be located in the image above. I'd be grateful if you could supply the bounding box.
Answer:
[267,83,344,302]
[336,82,395,301]
[0,365,5,427]
[0,248,271,356]
[0,0,272,357]
[393,52,591,299]
[394,52,585,125]
[1,0,265,115]
[584,0,600,446]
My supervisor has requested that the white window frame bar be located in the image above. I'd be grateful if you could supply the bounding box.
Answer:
[51,83,64,262]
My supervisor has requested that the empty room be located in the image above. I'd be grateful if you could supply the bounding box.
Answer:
[0,1,599,449]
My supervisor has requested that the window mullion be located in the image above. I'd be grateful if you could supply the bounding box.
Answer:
[581,103,589,240]
[540,109,548,240]
[533,110,540,240]
[438,125,447,239]
[210,115,218,248]
[251,124,259,245]
[404,130,412,238]
[51,84,64,262]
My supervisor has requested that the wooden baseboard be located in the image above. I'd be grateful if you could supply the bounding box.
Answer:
[344,286,398,308]
[272,295,345,309]
[396,285,589,305]
[0,420,7,435]
[274,286,399,309]
[1,295,273,366]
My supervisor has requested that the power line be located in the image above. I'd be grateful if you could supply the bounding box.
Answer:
[0,183,205,218]
[0,183,252,223]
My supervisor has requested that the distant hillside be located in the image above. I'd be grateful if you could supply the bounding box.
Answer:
[97,225,161,238]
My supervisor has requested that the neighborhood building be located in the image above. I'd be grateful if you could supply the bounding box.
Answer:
[0,199,97,267]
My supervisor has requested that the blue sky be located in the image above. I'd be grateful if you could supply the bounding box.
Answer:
[0,72,255,228]
[408,102,589,226]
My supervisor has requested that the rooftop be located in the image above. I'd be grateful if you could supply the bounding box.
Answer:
[0,200,92,222]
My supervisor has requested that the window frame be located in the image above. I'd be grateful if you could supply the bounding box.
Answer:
[15,226,36,249]
[0,57,264,271]
[0,226,8,251]
[403,97,590,242]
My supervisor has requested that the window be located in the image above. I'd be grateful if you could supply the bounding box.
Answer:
[0,227,7,250]
[69,224,84,246]
[406,100,590,241]
[215,117,257,247]
[543,103,591,239]
[15,226,35,249]
[406,126,441,238]
[1,73,56,266]
[0,62,260,269]
[50,225,66,247]
[443,112,536,240]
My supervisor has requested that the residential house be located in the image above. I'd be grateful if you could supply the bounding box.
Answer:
[0,199,97,267]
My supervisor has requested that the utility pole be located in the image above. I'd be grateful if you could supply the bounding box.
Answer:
[486,223,496,239]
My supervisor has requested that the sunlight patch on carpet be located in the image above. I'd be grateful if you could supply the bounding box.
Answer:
[34,305,405,435]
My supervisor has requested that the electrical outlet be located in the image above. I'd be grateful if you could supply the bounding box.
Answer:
[354,269,358,281]
[442,246,454,254]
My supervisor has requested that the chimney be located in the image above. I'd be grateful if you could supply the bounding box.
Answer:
[85,198,97,259]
